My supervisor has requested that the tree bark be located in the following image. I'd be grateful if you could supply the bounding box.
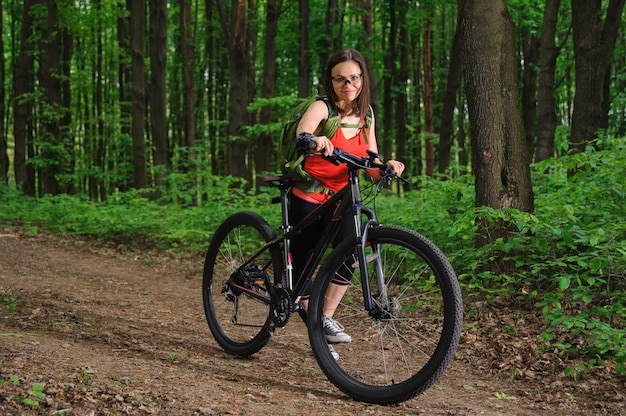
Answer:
[521,28,540,162]
[535,0,561,162]
[14,0,40,196]
[438,22,463,175]
[570,0,625,153]
[395,12,409,179]
[382,1,396,163]
[181,0,196,150]
[226,0,250,181]
[0,0,6,184]
[150,0,168,186]
[130,0,148,189]
[254,0,278,179]
[298,0,310,98]
[422,12,434,177]
[458,0,534,245]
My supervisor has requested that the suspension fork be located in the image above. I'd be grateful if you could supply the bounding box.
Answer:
[348,171,385,313]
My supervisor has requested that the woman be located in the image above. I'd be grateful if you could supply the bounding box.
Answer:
[291,49,405,359]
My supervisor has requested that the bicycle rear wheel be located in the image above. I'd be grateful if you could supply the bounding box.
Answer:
[308,225,463,405]
[202,211,283,357]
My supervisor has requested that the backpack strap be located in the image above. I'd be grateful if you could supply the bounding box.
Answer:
[314,97,373,143]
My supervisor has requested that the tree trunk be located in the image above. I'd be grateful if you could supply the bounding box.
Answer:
[382,1,396,163]
[0,0,6,184]
[521,28,540,162]
[422,12,434,177]
[570,0,625,153]
[320,0,340,86]
[438,22,463,175]
[181,0,196,150]
[150,0,168,187]
[130,0,148,189]
[459,0,534,247]
[361,0,380,140]
[395,3,409,182]
[14,0,40,196]
[92,0,105,200]
[226,0,250,181]
[117,4,132,192]
[535,0,561,162]
[298,0,310,98]
[254,0,278,180]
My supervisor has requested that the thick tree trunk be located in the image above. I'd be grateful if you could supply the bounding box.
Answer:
[226,0,250,181]
[459,0,534,248]
[570,0,625,153]
[130,0,148,189]
[535,0,560,162]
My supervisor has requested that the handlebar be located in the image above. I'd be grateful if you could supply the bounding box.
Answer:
[296,132,408,184]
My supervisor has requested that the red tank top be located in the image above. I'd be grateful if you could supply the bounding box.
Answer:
[292,123,369,204]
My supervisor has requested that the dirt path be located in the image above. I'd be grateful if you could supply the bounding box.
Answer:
[0,231,623,415]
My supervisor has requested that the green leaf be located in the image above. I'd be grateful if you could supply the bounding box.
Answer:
[558,276,571,291]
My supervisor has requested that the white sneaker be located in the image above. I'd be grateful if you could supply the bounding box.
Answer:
[328,343,339,360]
[322,315,352,343]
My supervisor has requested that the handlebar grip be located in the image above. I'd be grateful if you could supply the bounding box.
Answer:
[296,132,317,154]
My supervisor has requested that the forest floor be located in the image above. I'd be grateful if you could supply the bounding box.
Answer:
[0,229,624,415]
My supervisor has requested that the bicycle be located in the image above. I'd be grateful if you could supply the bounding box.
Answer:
[202,143,463,405]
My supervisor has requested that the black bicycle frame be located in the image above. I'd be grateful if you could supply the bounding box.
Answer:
[228,167,382,314]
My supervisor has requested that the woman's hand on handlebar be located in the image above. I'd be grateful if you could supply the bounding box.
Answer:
[311,135,334,157]
[386,160,405,176]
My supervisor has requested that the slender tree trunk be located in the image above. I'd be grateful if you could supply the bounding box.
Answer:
[570,0,625,153]
[459,0,534,250]
[395,4,409,182]
[535,0,561,162]
[60,10,74,195]
[130,0,148,189]
[254,0,278,180]
[117,3,132,191]
[0,0,6,185]
[521,28,540,162]
[150,0,168,187]
[361,0,379,115]
[422,12,434,177]
[438,22,463,175]
[298,0,311,98]
[93,0,105,200]
[14,0,40,196]
[382,1,396,162]
[320,0,340,86]
[181,0,196,150]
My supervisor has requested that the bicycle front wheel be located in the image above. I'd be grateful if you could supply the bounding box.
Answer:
[202,211,283,357]
[308,225,463,405]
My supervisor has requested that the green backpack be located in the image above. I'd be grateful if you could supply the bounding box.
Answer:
[280,95,371,189]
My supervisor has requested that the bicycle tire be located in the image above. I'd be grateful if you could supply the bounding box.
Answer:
[202,211,283,357]
[307,225,463,405]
